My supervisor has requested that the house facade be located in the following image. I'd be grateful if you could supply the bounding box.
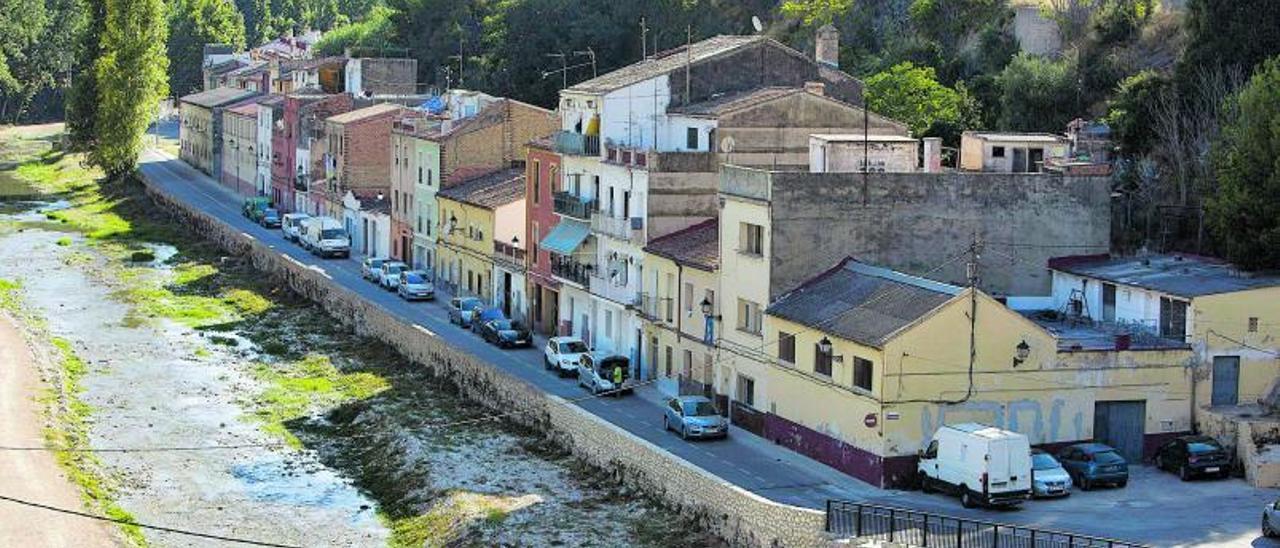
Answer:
[640,220,721,398]
[435,169,526,303]
[959,131,1070,173]
[274,92,352,214]
[316,103,409,218]
[220,101,263,197]
[525,139,562,335]
[178,87,259,176]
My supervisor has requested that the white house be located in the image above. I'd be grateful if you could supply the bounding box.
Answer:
[342,191,391,258]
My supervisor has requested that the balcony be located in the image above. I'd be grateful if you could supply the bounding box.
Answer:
[553,192,594,220]
[553,130,600,156]
[550,256,592,286]
[591,214,644,243]
[493,241,526,269]
[604,145,649,169]
[636,292,674,323]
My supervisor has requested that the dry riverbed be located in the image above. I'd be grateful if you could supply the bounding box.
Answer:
[0,128,713,547]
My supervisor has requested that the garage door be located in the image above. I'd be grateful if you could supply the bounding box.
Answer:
[1094,401,1146,463]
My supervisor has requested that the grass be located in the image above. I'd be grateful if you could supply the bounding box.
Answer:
[0,278,19,311]
[381,491,520,548]
[249,354,389,448]
[56,236,72,246]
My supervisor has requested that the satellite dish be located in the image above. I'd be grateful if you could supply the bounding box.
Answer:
[719,136,736,154]
[751,16,764,33]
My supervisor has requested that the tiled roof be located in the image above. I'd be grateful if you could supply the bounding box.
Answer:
[644,219,719,271]
[226,101,260,116]
[567,35,767,94]
[1048,254,1280,298]
[437,168,525,209]
[180,87,259,108]
[767,258,962,348]
[445,166,500,187]
[667,87,800,117]
[326,103,402,124]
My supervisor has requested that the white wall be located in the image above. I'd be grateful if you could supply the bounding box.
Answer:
[493,199,526,249]
[662,115,718,152]
[1050,270,1184,335]
[601,76,669,149]
[256,107,273,196]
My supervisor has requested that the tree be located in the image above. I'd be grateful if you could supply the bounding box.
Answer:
[1179,0,1280,91]
[780,0,853,27]
[1104,70,1167,155]
[996,53,1079,132]
[92,0,169,178]
[167,0,246,98]
[863,61,977,142]
[66,0,106,149]
[312,4,394,56]
[1206,57,1280,269]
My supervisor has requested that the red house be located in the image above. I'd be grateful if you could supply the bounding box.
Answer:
[269,90,352,213]
[525,137,562,335]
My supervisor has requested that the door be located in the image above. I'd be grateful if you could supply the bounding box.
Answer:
[1212,356,1240,406]
[1012,148,1027,172]
[1094,401,1146,463]
[1028,147,1044,172]
[1102,283,1116,322]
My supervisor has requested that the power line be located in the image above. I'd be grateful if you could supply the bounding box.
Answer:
[0,494,302,548]
[0,443,286,453]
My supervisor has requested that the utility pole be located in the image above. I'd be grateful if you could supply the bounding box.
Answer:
[685,25,692,103]
[575,48,597,78]
[965,231,983,400]
[545,53,568,90]
[640,18,648,60]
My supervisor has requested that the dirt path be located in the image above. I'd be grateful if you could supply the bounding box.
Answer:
[0,315,116,547]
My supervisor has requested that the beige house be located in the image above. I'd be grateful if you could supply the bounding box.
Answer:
[808,134,921,173]
[178,87,259,176]
[959,131,1069,173]
[220,101,264,197]
[639,220,721,397]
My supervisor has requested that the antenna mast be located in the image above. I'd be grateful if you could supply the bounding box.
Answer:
[685,26,692,103]
[640,18,648,60]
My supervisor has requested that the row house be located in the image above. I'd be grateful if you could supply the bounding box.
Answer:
[342,190,391,258]
[436,169,526,305]
[220,99,268,197]
[255,96,281,197]
[272,90,353,214]
[639,220,721,400]
[315,103,412,218]
[524,138,562,335]
[178,86,259,177]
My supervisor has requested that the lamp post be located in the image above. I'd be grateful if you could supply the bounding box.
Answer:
[1013,339,1031,367]
[700,297,719,345]
[818,336,844,364]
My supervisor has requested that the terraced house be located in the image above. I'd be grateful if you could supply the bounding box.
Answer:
[436,169,526,304]
[178,86,259,177]
[315,103,412,218]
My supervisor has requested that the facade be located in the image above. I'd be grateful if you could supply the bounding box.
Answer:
[390,127,418,265]
[525,139,563,335]
[317,103,412,218]
[274,92,353,214]
[178,87,259,176]
[345,57,418,96]
[343,191,391,258]
[255,96,279,196]
[435,169,526,303]
[220,101,263,197]
[640,220,721,397]
[808,134,920,173]
[959,131,1070,173]
[745,258,1192,488]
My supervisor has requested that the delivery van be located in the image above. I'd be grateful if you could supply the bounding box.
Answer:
[300,216,350,258]
[917,423,1032,508]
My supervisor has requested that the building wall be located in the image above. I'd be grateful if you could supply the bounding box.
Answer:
[220,109,258,196]
[390,131,416,262]
[437,198,495,301]
[346,58,417,96]
[256,106,273,197]
[1192,287,1280,413]
[959,134,1070,173]
[526,146,561,284]
[811,139,918,173]
[179,103,215,174]
[715,193,775,418]
[412,137,440,272]
[717,92,908,169]
[641,253,720,387]
[440,101,556,185]
[1050,270,1181,336]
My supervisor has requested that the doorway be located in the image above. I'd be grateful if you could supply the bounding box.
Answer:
[1212,356,1241,406]
[1094,401,1146,463]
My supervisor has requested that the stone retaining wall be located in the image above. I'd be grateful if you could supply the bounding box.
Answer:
[140,180,829,547]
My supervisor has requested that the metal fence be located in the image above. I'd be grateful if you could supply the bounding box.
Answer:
[825,500,1148,548]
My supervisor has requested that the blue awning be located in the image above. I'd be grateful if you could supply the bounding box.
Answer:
[540,219,590,255]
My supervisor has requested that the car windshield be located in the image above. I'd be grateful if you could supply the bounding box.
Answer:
[320,228,346,239]
[404,273,424,284]
[492,320,513,330]
[264,209,279,217]
[368,259,384,268]
[560,341,588,353]
[1032,453,1060,470]
[1091,450,1125,464]
[683,401,718,417]
[289,217,307,227]
[1188,440,1223,453]
[460,298,482,309]
[386,264,404,273]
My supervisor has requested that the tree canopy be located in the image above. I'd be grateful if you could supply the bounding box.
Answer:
[92,0,169,178]
[167,0,247,98]
[864,61,977,142]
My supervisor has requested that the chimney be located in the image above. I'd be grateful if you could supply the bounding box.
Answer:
[815,24,839,69]
[804,81,825,96]
[923,137,942,173]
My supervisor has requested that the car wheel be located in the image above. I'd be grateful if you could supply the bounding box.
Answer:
[679,424,688,440]
[1155,455,1164,471]
[1179,465,1191,481]
[961,489,976,508]
[1080,478,1092,491]
[1117,479,1127,488]
[543,357,551,370]
[1265,514,1277,538]
[919,473,933,494]
[663,416,669,432]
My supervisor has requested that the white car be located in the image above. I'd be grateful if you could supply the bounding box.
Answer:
[543,336,589,377]
[1263,498,1280,538]
[281,213,310,242]
[361,257,387,282]
[378,261,408,290]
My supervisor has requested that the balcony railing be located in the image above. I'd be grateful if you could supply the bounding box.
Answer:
[553,130,600,156]
[550,257,592,286]
[636,292,674,323]
[493,241,526,267]
[591,214,643,242]
[604,145,649,169]
[553,192,594,220]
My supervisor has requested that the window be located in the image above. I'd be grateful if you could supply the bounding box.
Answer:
[737,299,762,334]
[1249,317,1259,333]
[1159,297,1188,340]
[605,310,614,339]
[740,223,763,256]
[814,343,833,376]
[736,374,755,407]
[991,146,1006,158]
[686,127,699,150]
[531,224,540,266]
[683,282,694,313]
[853,357,873,391]
[532,160,541,204]
[778,331,796,364]
[683,349,693,378]
[665,346,673,377]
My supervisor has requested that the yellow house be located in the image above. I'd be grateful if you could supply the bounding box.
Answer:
[436,168,526,302]
[751,258,1193,488]
[178,86,258,176]
[639,220,720,392]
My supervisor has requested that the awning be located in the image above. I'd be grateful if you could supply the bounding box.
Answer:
[539,219,590,255]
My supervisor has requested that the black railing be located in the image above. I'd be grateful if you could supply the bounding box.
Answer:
[551,257,592,286]
[553,191,594,220]
[553,130,600,156]
[825,501,1149,548]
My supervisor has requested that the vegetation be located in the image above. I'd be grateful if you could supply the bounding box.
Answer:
[90,0,169,178]
[864,61,977,142]
[167,0,248,98]
[249,354,389,447]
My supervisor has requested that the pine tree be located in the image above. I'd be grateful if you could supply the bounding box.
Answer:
[91,0,169,178]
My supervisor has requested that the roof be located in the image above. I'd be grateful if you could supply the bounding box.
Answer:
[180,87,258,108]
[1048,254,1280,299]
[1022,309,1190,352]
[226,101,260,117]
[567,35,767,94]
[667,87,801,117]
[811,134,919,143]
[766,258,962,348]
[945,423,1023,440]
[326,103,402,124]
[644,219,719,271]
[965,132,1065,143]
[437,168,525,209]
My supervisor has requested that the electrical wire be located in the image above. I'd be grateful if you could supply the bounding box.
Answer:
[0,443,286,453]
[0,494,302,548]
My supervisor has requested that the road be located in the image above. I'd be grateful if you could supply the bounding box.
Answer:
[137,148,1280,547]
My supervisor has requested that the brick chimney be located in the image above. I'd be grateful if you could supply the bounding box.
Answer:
[815,24,839,69]
[804,81,826,96]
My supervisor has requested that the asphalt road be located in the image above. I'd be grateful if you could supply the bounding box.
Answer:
[138,148,1280,547]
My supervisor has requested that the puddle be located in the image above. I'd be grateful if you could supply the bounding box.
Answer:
[231,457,381,525]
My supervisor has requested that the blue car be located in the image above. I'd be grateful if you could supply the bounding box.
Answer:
[471,307,506,333]
[1057,443,1129,490]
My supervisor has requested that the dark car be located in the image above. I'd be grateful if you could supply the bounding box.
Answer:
[259,208,282,228]
[471,307,506,333]
[1057,443,1129,490]
[478,318,533,348]
[447,297,484,327]
[1155,435,1231,480]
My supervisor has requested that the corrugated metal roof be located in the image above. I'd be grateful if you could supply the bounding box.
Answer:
[566,35,766,94]
[667,87,800,117]
[1049,254,1280,298]
[767,258,961,348]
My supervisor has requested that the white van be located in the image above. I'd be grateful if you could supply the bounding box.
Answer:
[917,423,1031,508]
[300,217,350,258]
[281,213,310,242]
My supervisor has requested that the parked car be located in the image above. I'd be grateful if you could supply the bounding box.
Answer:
[1057,443,1128,490]
[281,213,309,242]
[1263,498,1280,538]
[471,307,506,333]
[259,208,282,228]
[662,395,728,440]
[1030,449,1072,498]
[242,196,270,222]
[361,257,387,282]
[378,261,408,290]
[300,217,350,258]
[577,352,634,396]
[447,297,484,327]
[396,270,434,301]
[478,318,532,348]
[543,336,589,377]
[917,423,1031,508]
[1154,435,1231,481]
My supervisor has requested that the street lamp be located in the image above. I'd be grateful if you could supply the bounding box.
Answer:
[818,336,844,363]
[1013,339,1031,367]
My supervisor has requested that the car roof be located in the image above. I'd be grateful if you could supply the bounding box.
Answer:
[549,336,584,344]
[673,395,711,404]
[384,261,407,267]
[1071,443,1116,453]
[402,270,428,275]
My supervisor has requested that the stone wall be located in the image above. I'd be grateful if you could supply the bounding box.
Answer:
[141,178,829,547]
[1199,407,1280,487]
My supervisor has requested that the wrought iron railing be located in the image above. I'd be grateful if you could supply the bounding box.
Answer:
[553,192,594,220]
[550,257,591,286]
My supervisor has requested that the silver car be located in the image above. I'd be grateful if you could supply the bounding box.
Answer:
[378,261,407,290]
[361,257,387,282]
[663,395,728,440]
[1264,499,1280,538]
[1031,449,1072,498]
[396,270,434,301]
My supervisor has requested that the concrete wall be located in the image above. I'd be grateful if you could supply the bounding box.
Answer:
[737,168,1111,297]
[179,104,214,174]
[140,176,828,547]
